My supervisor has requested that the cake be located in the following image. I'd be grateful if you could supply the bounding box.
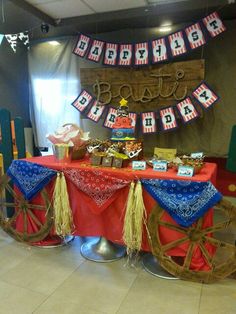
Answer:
[111,98,135,141]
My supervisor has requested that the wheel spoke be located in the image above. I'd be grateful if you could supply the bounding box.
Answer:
[199,241,213,267]
[162,236,189,252]
[183,242,195,270]
[27,210,43,227]
[23,211,28,235]
[195,217,203,230]
[6,208,22,226]
[5,184,23,202]
[158,220,188,234]
[204,236,235,250]
[203,221,231,235]
[0,202,19,208]
[26,204,47,211]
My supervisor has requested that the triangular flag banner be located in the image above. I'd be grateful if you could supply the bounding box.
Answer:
[118,44,133,66]
[202,12,226,38]
[192,82,219,109]
[103,42,118,66]
[103,107,117,129]
[185,23,206,49]
[87,100,105,122]
[134,42,149,66]
[176,97,199,123]
[159,107,178,131]
[5,34,18,52]
[18,32,29,48]
[141,112,157,134]
[71,89,93,112]
[0,34,4,45]
[73,33,91,57]
[87,39,105,63]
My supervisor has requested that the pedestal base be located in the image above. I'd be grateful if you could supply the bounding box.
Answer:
[142,253,179,280]
[80,237,126,262]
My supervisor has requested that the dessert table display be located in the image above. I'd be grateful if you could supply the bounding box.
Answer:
[1,155,236,283]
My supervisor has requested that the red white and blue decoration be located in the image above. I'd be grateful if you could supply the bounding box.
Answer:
[71,81,219,134]
[176,97,199,123]
[73,33,91,57]
[118,44,133,66]
[185,23,206,49]
[73,11,226,67]
[103,42,118,66]
[151,38,168,63]
[141,112,157,134]
[202,11,226,38]
[192,83,219,109]
[159,107,178,131]
[134,42,149,66]
[87,100,105,122]
[87,39,105,63]
[103,107,118,128]
[168,31,187,57]
[71,89,93,112]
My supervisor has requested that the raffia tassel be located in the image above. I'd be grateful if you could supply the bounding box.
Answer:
[123,181,135,255]
[53,172,74,236]
[133,180,147,252]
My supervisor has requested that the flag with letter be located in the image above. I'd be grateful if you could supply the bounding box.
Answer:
[202,12,226,38]
[192,82,219,109]
[87,100,105,122]
[71,90,93,112]
[176,97,199,123]
[141,112,157,134]
[73,33,90,57]
[159,107,178,131]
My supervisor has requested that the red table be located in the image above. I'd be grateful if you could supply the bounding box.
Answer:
[23,156,217,270]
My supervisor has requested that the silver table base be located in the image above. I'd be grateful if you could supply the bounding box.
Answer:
[80,237,126,262]
[142,253,179,280]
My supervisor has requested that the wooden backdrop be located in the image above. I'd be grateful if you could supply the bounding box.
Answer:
[80,59,205,112]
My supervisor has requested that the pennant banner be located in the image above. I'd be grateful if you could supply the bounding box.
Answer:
[202,12,226,38]
[18,32,29,48]
[5,34,18,52]
[103,107,118,128]
[103,42,118,66]
[87,39,104,63]
[87,100,105,122]
[71,89,93,112]
[159,107,178,131]
[151,37,168,63]
[72,82,219,134]
[176,97,199,123]
[73,33,91,57]
[168,31,187,57]
[73,11,226,67]
[192,82,219,109]
[0,34,4,45]
[118,44,133,66]
[185,22,206,49]
[141,112,157,134]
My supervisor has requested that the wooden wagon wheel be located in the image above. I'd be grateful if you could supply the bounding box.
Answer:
[148,198,236,283]
[0,174,54,243]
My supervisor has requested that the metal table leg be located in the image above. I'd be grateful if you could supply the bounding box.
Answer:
[80,236,126,262]
[142,253,179,280]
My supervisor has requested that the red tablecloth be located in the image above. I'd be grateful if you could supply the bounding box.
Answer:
[21,156,217,270]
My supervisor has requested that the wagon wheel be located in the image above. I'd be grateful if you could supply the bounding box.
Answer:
[148,198,236,283]
[0,174,54,243]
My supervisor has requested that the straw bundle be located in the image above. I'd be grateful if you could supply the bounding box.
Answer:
[53,172,74,236]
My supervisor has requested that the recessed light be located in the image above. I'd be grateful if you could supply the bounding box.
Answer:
[158,26,172,32]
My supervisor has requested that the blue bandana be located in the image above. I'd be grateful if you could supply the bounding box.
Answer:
[7,160,57,200]
[141,179,222,227]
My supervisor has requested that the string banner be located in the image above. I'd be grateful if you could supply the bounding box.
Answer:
[159,107,178,131]
[71,89,93,112]
[73,11,226,67]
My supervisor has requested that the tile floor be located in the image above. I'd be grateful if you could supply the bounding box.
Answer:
[0,198,236,314]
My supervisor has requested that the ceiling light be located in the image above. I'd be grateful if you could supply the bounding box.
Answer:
[48,41,60,46]
[158,26,172,32]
